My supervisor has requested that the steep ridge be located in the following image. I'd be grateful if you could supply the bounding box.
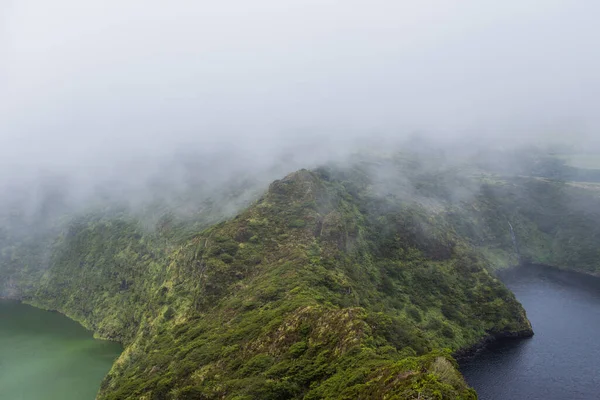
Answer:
[1,166,535,399]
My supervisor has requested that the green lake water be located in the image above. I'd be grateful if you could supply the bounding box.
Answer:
[0,300,122,400]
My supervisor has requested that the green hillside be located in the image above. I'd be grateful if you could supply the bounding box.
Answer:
[4,153,600,399]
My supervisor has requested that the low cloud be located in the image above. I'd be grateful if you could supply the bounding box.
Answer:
[1,0,598,210]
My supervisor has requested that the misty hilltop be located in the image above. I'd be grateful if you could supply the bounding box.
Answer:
[3,146,600,398]
[3,1,600,399]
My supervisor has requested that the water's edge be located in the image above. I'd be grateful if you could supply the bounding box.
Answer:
[5,262,595,398]
[0,298,123,400]
[0,294,122,345]
[453,261,600,363]
[460,264,600,400]
[454,262,600,363]
[454,328,533,363]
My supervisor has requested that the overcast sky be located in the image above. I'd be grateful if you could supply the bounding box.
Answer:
[2,0,600,178]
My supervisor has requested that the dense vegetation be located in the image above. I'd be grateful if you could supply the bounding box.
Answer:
[3,150,600,399]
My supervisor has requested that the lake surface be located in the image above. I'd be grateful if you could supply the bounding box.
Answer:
[461,265,600,400]
[0,300,121,400]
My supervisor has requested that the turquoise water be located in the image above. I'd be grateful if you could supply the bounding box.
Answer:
[0,300,122,400]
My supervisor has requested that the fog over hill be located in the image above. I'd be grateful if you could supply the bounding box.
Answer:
[1,0,599,212]
[4,4,600,399]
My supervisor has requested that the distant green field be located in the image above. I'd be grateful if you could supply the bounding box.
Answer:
[556,154,600,170]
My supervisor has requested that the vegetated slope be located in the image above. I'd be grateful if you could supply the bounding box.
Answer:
[452,176,600,274]
[460,148,600,272]
[2,164,533,399]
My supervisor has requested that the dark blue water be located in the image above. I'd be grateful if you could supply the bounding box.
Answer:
[461,265,600,400]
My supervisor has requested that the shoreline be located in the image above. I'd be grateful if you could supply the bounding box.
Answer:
[0,293,122,345]
[453,328,534,363]
[493,260,600,279]
[495,262,600,284]
[457,262,600,364]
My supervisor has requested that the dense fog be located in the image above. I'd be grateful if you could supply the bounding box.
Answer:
[2,1,599,217]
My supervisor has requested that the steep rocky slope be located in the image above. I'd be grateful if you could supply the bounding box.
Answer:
[0,162,538,399]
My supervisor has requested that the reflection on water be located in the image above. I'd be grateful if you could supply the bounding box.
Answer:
[461,265,600,400]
